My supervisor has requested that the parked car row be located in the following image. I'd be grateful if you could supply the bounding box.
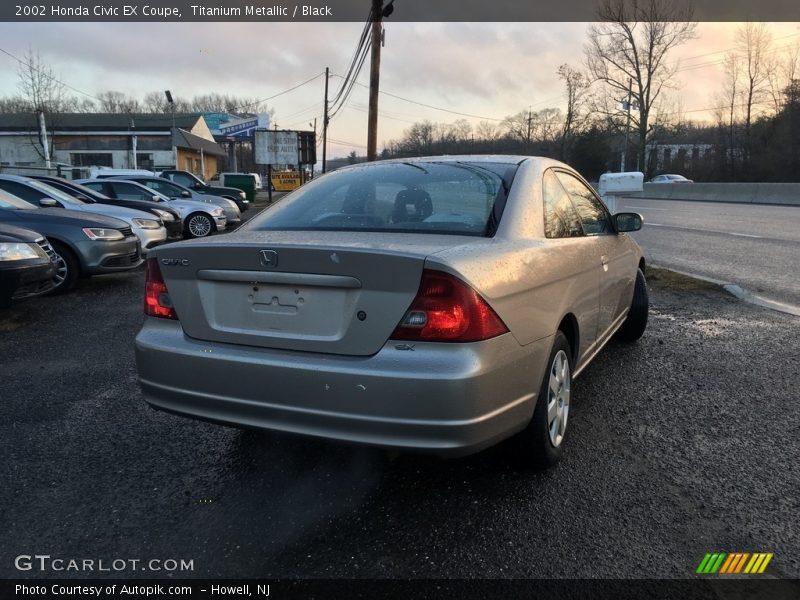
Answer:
[0,170,248,306]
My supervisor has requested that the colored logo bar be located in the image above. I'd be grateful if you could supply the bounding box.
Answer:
[696,553,773,574]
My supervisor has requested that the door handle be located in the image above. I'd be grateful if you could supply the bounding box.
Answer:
[601,255,609,271]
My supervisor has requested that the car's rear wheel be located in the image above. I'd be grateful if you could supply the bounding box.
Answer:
[615,268,648,342]
[512,331,572,469]
[47,241,79,294]
[186,212,215,238]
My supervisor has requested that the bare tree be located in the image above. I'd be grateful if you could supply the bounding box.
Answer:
[736,22,772,176]
[475,120,501,141]
[719,51,741,178]
[0,96,31,113]
[16,48,69,113]
[143,91,171,113]
[557,64,591,161]
[502,111,533,149]
[96,90,141,113]
[15,49,74,161]
[585,0,696,172]
[403,121,434,155]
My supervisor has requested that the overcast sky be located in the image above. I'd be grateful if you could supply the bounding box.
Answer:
[0,22,798,158]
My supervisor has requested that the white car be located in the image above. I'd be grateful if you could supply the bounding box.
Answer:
[0,174,166,252]
[108,175,241,226]
[76,179,226,238]
[649,174,693,183]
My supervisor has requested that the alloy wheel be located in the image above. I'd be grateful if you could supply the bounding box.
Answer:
[546,350,571,447]
[188,215,212,237]
[52,253,68,288]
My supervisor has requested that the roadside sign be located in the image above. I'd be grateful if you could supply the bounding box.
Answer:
[271,171,303,191]
[255,130,298,165]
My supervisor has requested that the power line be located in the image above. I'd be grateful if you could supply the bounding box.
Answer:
[0,46,102,102]
[328,137,368,149]
[332,74,507,122]
[327,6,374,119]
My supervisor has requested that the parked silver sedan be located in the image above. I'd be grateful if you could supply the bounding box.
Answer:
[135,156,648,468]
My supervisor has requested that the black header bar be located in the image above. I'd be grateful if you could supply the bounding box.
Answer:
[1,0,799,22]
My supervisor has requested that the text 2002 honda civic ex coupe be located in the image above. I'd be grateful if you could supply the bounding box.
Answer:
[135,156,648,468]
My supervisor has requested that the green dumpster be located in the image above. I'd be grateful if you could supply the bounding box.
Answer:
[223,174,257,203]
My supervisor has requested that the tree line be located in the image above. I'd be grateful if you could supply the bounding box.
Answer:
[1,49,270,115]
[3,1,800,182]
[383,1,800,182]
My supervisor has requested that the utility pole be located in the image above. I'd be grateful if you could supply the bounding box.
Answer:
[367,0,383,162]
[322,67,329,173]
[621,78,632,172]
[130,117,138,169]
[38,110,51,169]
[366,0,393,161]
[526,109,533,154]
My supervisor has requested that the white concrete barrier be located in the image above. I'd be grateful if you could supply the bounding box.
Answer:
[630,183,800,206]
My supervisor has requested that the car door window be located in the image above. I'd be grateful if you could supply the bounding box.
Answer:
[169,173,195,188]
[542,170,584,239]
[110,182,150,201]
[0,180,43,205]
[142,180,178,196]
[81,181,105,195]
[555,171,613,235]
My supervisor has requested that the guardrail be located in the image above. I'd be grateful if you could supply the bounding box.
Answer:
[630,182,800,206]
[0,164,89,180]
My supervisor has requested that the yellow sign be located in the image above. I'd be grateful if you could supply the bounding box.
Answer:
[271,171,302,191]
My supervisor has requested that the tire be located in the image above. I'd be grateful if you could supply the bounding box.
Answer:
[512,331,573,470]
[615,268,649,342]
[185,212,216,238]
[47,241,79,295]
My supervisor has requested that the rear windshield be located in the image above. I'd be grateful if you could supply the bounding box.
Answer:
[245,161,517,236]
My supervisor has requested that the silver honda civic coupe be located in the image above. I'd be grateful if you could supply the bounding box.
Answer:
[135,156,647,468]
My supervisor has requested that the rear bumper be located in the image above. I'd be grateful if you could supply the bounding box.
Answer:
[135,321,551,456]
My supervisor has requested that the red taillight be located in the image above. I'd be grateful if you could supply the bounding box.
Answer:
[390,270,508,342]
[144,258,177,320]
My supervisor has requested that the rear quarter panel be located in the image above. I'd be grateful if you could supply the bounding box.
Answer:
[427,158,602,363]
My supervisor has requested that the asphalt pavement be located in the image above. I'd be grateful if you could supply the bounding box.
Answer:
[616,197,800,309]
[1,259,798,581]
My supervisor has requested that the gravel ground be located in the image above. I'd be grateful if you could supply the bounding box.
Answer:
[1,263,798,582]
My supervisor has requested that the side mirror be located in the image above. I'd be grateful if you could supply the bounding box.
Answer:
[151,195,162,203]
[40,197,60,208]
[615,212,643,233]
[181,190,191,198]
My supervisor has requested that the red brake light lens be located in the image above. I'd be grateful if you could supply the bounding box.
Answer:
[144,258,177,320]
[390,270,508,342]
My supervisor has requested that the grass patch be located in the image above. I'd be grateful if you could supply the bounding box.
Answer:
[646,266,721,292]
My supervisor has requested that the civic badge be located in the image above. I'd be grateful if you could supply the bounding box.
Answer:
[260,250,279,269]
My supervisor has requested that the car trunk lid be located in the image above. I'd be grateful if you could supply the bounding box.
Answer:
[154,231,476,356]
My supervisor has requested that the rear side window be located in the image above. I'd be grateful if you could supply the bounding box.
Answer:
[167,173,196,187]
[542,170,584,239]
[555,171,613,235]
[110,182,149,201]
[246,161,517,236]
[79,181,105,194]
[142,180,177,196]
